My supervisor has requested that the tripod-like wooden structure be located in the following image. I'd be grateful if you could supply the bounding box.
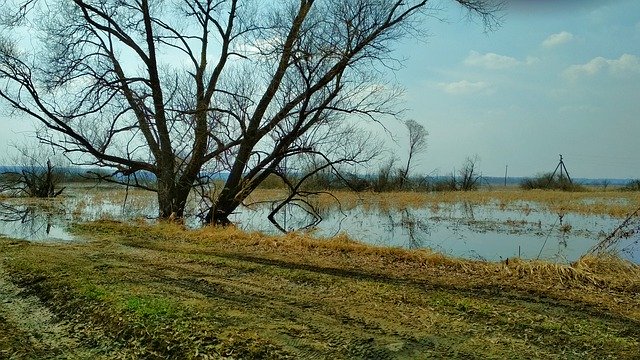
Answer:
[548,154,572,186]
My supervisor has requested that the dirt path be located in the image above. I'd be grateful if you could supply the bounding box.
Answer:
[0,263,113,359]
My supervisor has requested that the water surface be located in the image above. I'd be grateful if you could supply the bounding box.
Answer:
[1,187,638,264]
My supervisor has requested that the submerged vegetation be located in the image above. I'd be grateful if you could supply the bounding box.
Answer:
[245,187,640,218]
[1,221,639,359]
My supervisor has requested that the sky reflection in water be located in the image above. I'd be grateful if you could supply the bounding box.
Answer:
[0,190,637,264]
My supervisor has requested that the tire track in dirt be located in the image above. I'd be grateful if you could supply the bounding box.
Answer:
[134,247,640,333]
[0,263,115,359]
[121,248,640,358]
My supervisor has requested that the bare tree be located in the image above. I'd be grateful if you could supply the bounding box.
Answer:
[1,144,66,198]
[0,0,501,224]
[458,155,481,191]
[400,119,428,188]
[269,127,377,227]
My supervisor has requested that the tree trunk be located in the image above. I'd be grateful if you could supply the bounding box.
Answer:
[204,207,232,225]
[156,173,191,220]
[203,161,277,225]
[204,187,238,225]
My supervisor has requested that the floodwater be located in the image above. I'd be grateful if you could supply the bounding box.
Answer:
[232,201,638,263]
[0,187,638,264]
[0,186,159,242]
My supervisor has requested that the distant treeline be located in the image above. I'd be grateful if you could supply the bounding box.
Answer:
[1,166,637,190]
[483,176,633,187]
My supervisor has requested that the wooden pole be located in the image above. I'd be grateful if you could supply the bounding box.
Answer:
[504,165,508,187]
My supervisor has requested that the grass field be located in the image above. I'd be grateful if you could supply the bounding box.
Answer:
[1,220,639,359]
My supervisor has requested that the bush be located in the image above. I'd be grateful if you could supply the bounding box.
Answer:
[302,171,343,191]
[1,159,68,198]
[520,172,584,191]
[432,176,458,192]
[257,174,286,189]
[622,179,640,191]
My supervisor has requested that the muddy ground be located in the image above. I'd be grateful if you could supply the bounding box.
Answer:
[0,262,119,359]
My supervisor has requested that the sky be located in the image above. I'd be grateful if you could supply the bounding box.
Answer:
[0,0,639,179]
[390,0,640,179]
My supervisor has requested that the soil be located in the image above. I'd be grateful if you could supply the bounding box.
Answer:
[0,264,117,359]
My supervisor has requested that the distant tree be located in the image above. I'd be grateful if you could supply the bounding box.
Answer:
[458,155,481,191]
[372,156,399,192]
[400,119,428,188]
[0,144,66,198]
[0,0,501,224]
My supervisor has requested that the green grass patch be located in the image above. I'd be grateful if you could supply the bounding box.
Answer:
[81,283,108,301]
[123,295,179,320]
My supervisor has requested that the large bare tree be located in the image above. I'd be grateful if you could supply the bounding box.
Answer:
[0,0,500,224]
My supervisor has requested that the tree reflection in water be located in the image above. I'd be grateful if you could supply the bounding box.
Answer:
[382,209,430,249]
[0,202,57,240]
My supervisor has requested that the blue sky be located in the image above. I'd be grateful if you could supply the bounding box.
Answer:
[1,0,638,179]
[391,0,640,178]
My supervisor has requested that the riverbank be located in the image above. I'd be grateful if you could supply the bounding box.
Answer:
[0,221,639,359]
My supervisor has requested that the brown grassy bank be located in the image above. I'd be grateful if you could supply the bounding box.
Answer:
[0,222,639,359]
[245,188,640,218]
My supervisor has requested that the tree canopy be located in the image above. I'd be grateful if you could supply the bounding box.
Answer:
[0,0,501,224]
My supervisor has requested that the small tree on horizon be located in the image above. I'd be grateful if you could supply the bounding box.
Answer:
[400,119,428,188]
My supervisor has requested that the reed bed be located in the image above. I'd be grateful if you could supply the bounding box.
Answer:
[246,188,640,218]
[91,220,639,295]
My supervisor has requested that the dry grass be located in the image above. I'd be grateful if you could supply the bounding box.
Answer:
[245,188,640,218]
[1,221,639,359]
[184,222,639,287]
[79,221,640,319]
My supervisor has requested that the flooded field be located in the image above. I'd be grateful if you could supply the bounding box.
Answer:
[0,184,638,264]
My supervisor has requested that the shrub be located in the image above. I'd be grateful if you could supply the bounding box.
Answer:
[621,179,640,191]
[257,174,286,189]
[520,172,585,191]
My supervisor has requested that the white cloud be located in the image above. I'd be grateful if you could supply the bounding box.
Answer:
[542,31,574,47]
[464,51,534,70]
[525,56,540,65]
[564,54,640,80]
[438,80,491,95]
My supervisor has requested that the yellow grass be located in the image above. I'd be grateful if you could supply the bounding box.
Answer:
[106,220,640,299]
[246,188,640,217]
[2,220,639,358]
